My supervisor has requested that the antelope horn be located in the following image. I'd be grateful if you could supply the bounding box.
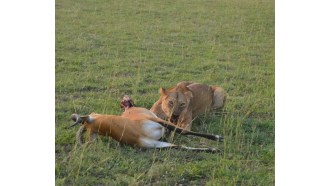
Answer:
[68,114,82,128]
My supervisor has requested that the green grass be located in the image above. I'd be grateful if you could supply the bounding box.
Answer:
[56,0,274,185]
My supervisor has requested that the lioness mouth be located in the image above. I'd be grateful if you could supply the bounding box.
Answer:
[170,114,180,122]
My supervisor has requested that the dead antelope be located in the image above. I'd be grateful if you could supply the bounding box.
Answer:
[69,95,223,153]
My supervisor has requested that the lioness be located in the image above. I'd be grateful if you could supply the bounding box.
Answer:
[150,82,227,130]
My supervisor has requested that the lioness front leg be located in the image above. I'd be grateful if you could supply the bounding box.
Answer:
[177,112,193,131]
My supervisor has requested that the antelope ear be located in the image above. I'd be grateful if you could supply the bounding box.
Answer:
[159,87,167,96]
[81,115,94,123]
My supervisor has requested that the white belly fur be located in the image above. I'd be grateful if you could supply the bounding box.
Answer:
[142,120,165,140]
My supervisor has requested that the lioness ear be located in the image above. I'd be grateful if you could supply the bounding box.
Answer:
[159,87,167,96]
[184,91,193,99]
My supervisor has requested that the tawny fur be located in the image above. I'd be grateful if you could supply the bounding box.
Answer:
[150,82,227,130]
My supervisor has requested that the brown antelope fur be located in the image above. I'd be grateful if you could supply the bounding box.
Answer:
[150,81,227,130]
[70,95,223,153]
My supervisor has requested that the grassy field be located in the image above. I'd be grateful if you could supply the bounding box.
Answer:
[55,0,274,185]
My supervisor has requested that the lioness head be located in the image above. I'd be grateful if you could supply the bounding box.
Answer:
[159,86,193,121]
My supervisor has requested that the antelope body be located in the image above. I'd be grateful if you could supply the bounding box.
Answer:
[70,96,223,152]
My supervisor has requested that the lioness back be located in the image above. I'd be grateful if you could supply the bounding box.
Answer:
[186,83,214,116]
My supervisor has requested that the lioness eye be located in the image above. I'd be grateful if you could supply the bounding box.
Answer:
[180,103,186,107]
